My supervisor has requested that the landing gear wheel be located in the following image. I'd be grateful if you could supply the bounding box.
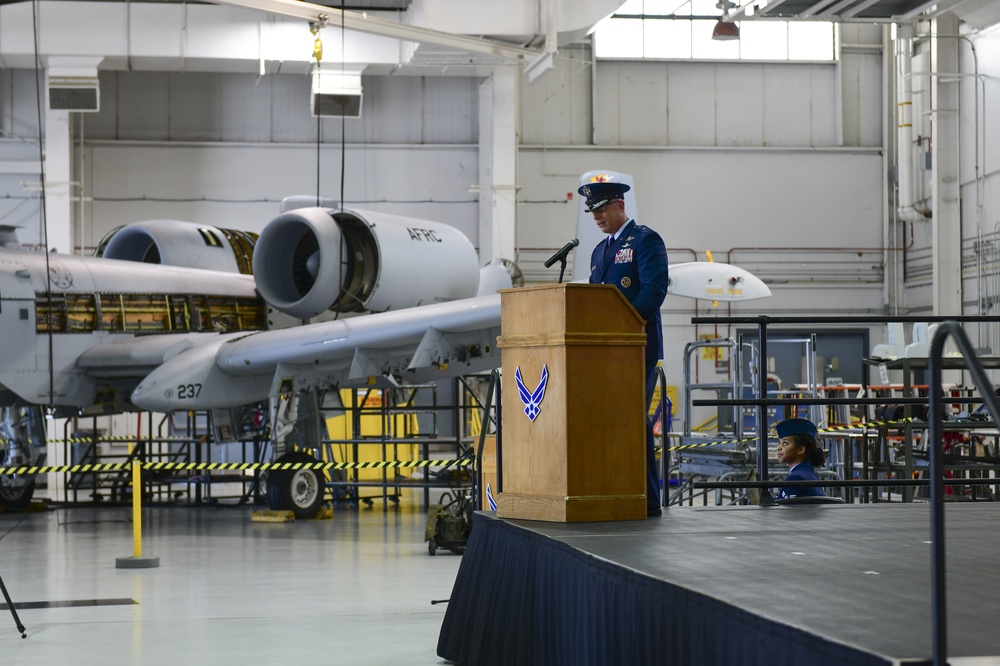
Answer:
[266,451,325,519]
[428,540,437,556]
[0,476,35,510]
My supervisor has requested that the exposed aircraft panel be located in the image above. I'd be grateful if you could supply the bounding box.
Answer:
[99,219,258,274]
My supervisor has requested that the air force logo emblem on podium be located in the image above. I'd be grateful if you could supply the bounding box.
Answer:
[515,365,549,421]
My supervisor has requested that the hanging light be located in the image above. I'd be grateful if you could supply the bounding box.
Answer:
[711,20,740,40]
[712,0,740,41]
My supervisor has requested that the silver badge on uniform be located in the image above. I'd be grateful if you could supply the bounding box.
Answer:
[621,277,632,288]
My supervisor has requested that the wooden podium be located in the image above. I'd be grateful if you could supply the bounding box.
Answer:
[494,283,647,522]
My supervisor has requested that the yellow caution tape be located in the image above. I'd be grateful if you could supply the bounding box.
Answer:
[0,459,473,476]
[0,417,918,474]
[659,417,915,452]
[0,436,200,445]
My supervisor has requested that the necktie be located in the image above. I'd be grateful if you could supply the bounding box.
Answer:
[603,237,614,264]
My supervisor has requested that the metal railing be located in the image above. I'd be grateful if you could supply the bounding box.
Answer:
[927,322,1000,666]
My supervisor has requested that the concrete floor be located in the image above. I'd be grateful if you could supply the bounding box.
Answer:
[0,495,462,665]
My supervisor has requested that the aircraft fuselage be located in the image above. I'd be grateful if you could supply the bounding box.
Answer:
[0,246,262,412]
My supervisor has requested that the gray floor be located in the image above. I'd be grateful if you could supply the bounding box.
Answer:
[0,495,462,666]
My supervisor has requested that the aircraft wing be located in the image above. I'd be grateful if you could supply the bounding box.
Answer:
[131,293,502,411]
[667,262,771,301]
[77,332,225,379]
[129,260,769,412]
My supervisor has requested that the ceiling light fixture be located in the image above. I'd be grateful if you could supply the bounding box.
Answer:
[713,0,740,41]
[711,20,740,40]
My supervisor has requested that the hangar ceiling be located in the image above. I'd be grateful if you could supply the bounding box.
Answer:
[0,0,625,76]
[724,0,1000,30]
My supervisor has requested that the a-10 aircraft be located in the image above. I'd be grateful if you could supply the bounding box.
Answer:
[0,171,770,516]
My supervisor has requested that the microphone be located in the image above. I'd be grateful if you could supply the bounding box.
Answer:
[544,237,580,268]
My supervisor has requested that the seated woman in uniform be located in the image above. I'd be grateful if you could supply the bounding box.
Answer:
[774,418,826,500]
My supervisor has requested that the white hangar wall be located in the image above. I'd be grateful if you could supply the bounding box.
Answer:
[0,23,911,409]
[76,70,483,249]
[0,27,892,418]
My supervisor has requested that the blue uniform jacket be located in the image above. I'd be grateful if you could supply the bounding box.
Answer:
[589,220,669,375]
[777,461,825,500]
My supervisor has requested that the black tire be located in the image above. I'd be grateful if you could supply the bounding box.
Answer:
[266,451,325,519]
[0,476,35,510]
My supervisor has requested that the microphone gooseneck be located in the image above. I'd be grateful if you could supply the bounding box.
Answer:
[543,237,580,269]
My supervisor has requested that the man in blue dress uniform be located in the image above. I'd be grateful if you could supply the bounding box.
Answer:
[580,180,669,517]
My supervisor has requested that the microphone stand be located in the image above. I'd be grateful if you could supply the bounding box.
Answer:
[556,257,568,284]
[0,568,26,638]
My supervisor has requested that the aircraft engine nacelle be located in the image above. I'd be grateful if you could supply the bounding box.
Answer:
[97,220,258,275]
[253,207,480,320]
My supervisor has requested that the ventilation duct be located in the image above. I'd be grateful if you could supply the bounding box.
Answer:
[311,65,363,118]
[46,57,102,112]
[48,76,100,112]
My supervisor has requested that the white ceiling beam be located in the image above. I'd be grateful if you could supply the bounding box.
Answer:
[841,0,883,19]
[902,0,965,21]
[210,0,542,62]
[798,0,842,18]
[818,0,867,18]
[724,0,792,21]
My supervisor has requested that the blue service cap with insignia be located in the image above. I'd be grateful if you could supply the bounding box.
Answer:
[578,181,631,213]
[775,418,818,440]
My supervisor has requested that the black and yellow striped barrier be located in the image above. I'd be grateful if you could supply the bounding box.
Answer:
[0,417,919,475]
[661,417,916,453]
[0,459,474,476]
[0,436,200,445]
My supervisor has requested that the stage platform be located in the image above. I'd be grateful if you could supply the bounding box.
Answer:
[437,504,1000,666]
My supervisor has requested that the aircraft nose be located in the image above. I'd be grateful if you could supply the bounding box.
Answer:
[131,379,165,412]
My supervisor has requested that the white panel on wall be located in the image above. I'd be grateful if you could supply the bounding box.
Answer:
[167,73,223,141]
[80,71,481,146]
[666,63,716,146]
[362,76,423,143]
[962,28,1000,186]
[809,65,838,146]
[518,146,884,258]
[85,71,119,139]
[81,142,479,245]
[218,73,273,144]
[593,61,622,145]
[521,45,592,146]
[763,66,813,146]
[715,63,764,147]
[841,52,883,148]
[618,62,668,146]
[268,73,314,144]
[859,53,884,148]
[124,72,173,141]
[421,77,478,144]
[592,60,841,148]
[981,31,1000,179]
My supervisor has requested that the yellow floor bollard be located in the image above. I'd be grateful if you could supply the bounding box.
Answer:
[116,460,160,569]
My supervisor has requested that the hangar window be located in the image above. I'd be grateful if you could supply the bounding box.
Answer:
[594,0,836,62]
